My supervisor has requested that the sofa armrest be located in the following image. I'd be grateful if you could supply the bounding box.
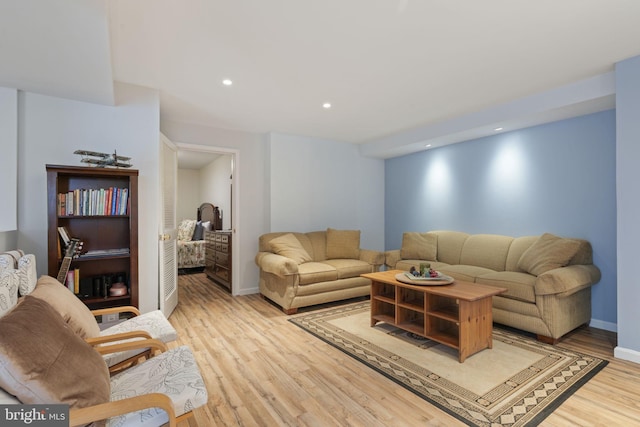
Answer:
[535,264,601,296]
[255,252,299,277]
[359,249,384,266]
[385,249,401,269]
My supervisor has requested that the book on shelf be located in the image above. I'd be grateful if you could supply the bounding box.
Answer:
[57,186,129,216]
[57,226,71,246]
[74,267,80,294]
[66,270,75,293]
[78,248,130,258]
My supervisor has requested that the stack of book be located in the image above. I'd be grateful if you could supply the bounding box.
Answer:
[57,187,129,216]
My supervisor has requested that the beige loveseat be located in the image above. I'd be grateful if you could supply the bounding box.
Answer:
[385,231,601,343]
[256,229,385,314]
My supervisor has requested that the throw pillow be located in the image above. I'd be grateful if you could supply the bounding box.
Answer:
[270,233,312,264]
[17,254,37,296]
[400,232,437,261]
[30,275,101,338]
[517,233,581,276]
[0,296,110,408]
[0,255,14,273]
[0,269,19,319]
[326,228,360,259]
[192,221,205,241]
[0,269,19,314]
[0,251,23,272]
[177,219,197,241]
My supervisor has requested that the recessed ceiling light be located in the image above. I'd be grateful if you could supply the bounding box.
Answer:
[425,144,432,148]
[322,102,331,109]
[494,127,503,131]
[222,79,233,86]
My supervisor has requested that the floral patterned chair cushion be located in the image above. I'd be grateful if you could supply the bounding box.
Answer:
[107,345,208,427]
[0,269,19,318]
[100,310,178,367]
[17,254,37,296]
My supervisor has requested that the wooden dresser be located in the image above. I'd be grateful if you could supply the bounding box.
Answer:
[205,230,232,291]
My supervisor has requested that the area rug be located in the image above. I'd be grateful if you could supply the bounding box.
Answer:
[289,301,608,427]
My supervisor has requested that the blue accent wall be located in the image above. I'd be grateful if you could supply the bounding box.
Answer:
[385,110,616,326]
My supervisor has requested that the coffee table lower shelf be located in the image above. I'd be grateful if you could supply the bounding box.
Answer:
[363,270,506,363]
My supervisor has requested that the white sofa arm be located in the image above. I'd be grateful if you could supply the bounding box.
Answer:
[255,252,299,278]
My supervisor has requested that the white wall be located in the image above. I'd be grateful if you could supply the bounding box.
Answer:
[615,55,640,363]
[0,231,17,252]
[17,82,161,313]
[176,169,201,223]
[200,154,232,230]
[161,121,268,296]
[269,132,385,251]
[0,87,18,232]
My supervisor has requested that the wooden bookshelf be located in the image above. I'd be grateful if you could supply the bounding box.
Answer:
[46,164,139,310]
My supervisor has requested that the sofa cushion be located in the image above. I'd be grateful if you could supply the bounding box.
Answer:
[430,231,469,265]
[269,233,312,265]
[476,271,537,303]
[438,265,495,282]
[30,275,101,338]
[400,232,437,261]
[505,236,539,272]
[459,234,513,271]
[298,262,338,285]
[326,228,360,259]
[0,296,110,408]
[517,233,581,276]
[323,259,373,279]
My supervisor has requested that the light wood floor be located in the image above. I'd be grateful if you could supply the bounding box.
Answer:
[171,273,640,426]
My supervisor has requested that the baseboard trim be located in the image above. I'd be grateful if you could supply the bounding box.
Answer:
[589,318,617,332]
[237,286,259,296]
[614,346,640,364]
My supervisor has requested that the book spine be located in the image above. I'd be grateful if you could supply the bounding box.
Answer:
[122,188,129,215]
[66,270,74,292]
[74,268,80,294]
[66,191,73,215]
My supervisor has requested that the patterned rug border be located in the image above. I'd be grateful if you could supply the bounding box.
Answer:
[289,302,608,427]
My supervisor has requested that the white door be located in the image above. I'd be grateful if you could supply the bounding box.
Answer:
[159,133,178,317]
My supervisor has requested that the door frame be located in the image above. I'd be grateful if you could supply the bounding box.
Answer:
[175,142,240,296]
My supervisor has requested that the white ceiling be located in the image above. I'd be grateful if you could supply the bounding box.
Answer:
[3,0,640,158]
[177,150,221,170]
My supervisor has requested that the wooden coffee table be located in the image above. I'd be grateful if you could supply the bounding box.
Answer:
[362,270,506,363]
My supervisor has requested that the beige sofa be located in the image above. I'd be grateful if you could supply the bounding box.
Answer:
[385,231,601,343]
[256,229,385,314]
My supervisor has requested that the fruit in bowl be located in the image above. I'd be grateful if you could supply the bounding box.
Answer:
[409,266,440,278]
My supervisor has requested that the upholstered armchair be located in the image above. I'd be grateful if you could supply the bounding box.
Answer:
[31,275,177,371]
[0,296,207,427]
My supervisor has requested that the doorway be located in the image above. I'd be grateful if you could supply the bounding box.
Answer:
[175,142,239,295]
